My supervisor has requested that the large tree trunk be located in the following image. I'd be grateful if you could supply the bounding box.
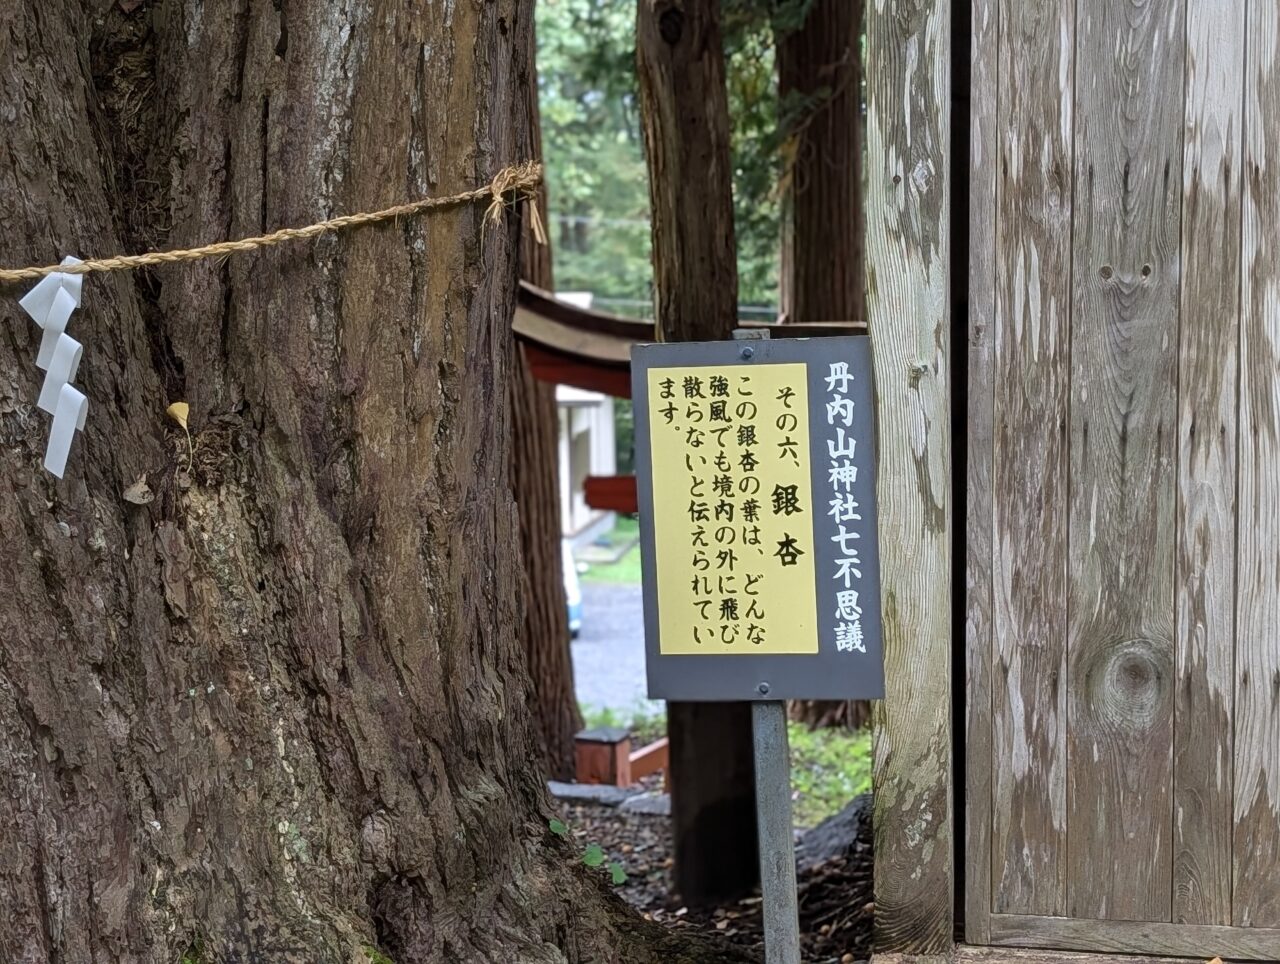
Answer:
[776,0,870,732]
[0,3,737,961]
[637,0,759,906]
[511,10,582,781]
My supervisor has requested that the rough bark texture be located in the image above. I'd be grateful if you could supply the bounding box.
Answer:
[776,0,866,325]
[636,0,759,906]
[637,0,739,346]
[776,0,869,732]
[511,11,581,782]
[0,3,741,961]
[788,698,870,731]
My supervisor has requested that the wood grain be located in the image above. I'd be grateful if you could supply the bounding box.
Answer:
[964,0,998,944]
[989,0,1073,918]
[1234,0,1280,930]
[973,0,1280,945]
[866,0,954,953]
[1173,0,1246,927]
[990,913,1280,960]
[1065,0,1184,921]
[951,944,1196,964]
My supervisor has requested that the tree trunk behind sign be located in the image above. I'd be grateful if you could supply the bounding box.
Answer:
[0,3,739,960]
[776,0,870,732]
[776,0,866,325]
[637,0,760,905]
[511,11,582,781]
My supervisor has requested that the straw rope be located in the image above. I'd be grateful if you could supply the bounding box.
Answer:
[0,161,545,285]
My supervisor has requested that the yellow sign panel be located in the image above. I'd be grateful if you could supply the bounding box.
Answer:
[647,363,818,655]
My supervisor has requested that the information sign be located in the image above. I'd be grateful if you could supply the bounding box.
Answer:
[633,337,885,701]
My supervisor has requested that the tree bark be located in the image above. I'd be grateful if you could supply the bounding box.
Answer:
[511,10,582,782]
[637,0,760,906]
[776,0,866,324]
[0,3,740,961]
[776,0,869,731]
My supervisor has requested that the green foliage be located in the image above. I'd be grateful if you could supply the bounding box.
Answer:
[537,0,652,303]
[362,946,395,964]
[579,704,625,729]
[537,0,783,313]
[578,515,642,585]
[576,705,870,829]
[722,2,784,305]
[614,400,635,474]
[179,941,204,964]
[787,720,873,829]
[547,814,627,886]
[578,700,664,746]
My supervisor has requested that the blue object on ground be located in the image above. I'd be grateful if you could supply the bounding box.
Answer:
[563,540,583,637]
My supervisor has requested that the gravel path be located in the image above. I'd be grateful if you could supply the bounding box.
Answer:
[571,582,662,715]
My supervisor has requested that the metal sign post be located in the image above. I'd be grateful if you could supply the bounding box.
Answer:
[741,330,799,964]
[630,330,884,963]
[752,699,801,964]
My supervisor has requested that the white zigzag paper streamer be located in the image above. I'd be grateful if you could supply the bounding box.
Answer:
[19,256,88,478]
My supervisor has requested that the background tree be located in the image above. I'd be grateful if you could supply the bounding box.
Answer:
[772,0,865,324]
[0,2,738,960]
[773,0,871,730]
[512,9,583,781]
[539,0,781,313]
[636,0,760,906]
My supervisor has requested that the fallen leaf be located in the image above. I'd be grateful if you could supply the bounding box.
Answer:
[166,401,189,430]
[582,843,605,867]
[123,476,154,505]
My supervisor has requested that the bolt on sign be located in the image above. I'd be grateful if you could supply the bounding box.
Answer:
[633,337,885,701]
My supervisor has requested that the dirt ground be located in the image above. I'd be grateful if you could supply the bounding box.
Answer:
[560,785,874,963]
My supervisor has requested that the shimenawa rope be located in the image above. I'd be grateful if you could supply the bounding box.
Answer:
[0,161,545,285]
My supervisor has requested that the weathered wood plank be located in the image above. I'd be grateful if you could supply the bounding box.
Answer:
[1173,0,1246,927]
[1065,0,1184,921]
[990,913,1280,960]
[866,0,953,954]
[1234,0,1280,930]
[988,0,1072,918]
[952,944,1200,964]
[964,0,997,944]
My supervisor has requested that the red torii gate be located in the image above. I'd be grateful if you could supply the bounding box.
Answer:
[514,281,865,514]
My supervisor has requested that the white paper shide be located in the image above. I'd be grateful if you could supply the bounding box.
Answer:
[19,256,88,478]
